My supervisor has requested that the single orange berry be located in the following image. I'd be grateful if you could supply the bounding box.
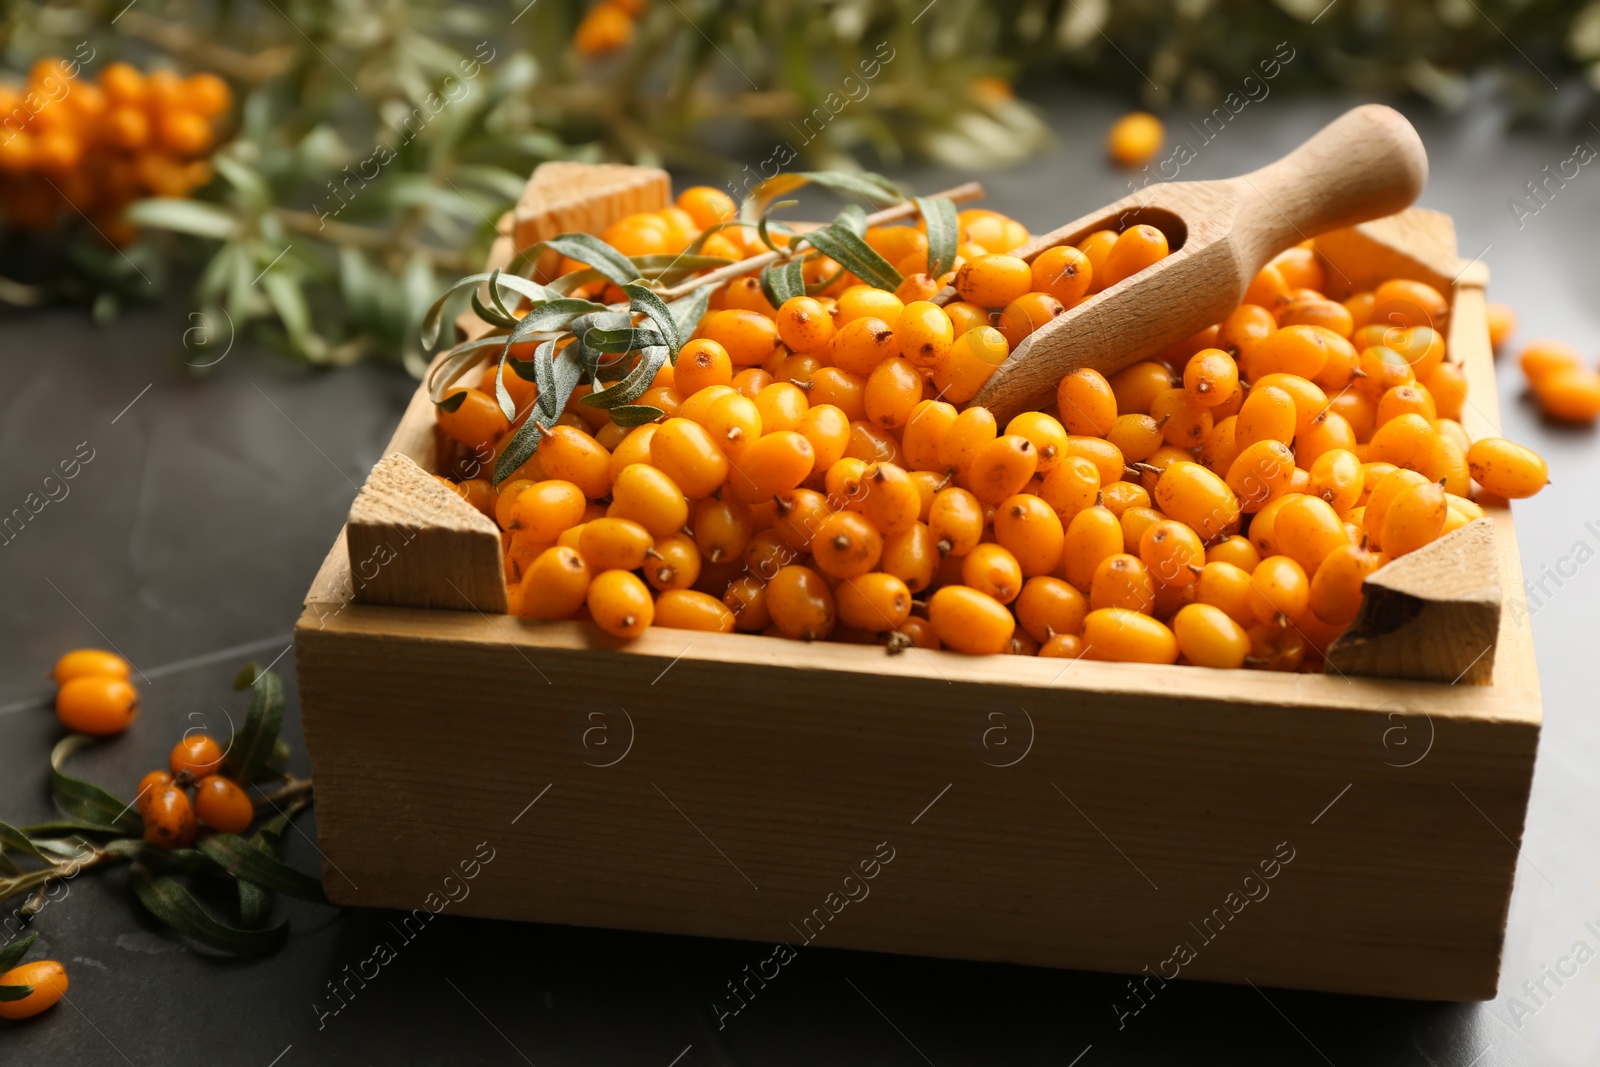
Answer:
[56,676,138,735]
[0,960,69,1020]
[194,775,254,834]
[52,648,132,685]
[142,786,198,849]
[170,734,225,778]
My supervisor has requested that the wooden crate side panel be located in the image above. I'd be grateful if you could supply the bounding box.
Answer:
[296,618,1536,1000]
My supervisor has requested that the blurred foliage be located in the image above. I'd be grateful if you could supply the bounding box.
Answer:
[0,0,1592,371]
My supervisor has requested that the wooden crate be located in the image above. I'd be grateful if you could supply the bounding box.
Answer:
[295,166,1539,1001]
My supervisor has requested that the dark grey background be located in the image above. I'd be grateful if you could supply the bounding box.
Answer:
[1,90,1596,1065]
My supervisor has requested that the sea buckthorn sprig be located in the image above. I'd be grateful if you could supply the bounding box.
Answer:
[0,57,230,243]
[430,186,1545,673]
[0,660,327,961]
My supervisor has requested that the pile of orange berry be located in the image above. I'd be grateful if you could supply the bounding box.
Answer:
[0,58,230,242]
[1517,338,1600,424]
[434,191,1549,671]
[574,0,648,57]
[134,734,255,849]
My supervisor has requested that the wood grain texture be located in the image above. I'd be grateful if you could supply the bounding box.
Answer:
[512,161,670,281]
[345,452,507,613]
[295,201,1539,1001]
[970,105,1427,422]
[1327,519,1502,684]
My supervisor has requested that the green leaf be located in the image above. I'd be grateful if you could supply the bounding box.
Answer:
[507,297,609,342]
[581,347,667,411]
[261,272,312,350]
[608,404,666,427]
[0,821,52,865]
[493,414,546,486]
[224,668,284,786]
[800,222,902,291]
[621,283,683,356]
[197,836,329,904]
[129,863,288,956]
[420,272,556,349]
[666,284,716,345]
[757,199,800,253]
[0,933,38,972]
[124,198,238,240]
[426,335,512,406]
[760,259,805,307]
[0,984,32,1003]
[917,196,960,278]
[50,736,142,835]
[629,254,736,283]
[797,170,905,207]
[538,234,640,288]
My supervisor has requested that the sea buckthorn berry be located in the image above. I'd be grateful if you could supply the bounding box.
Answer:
[1184,349,1239,408]
[770,489,832,552]
[1424,433,1471,497]
[517,546,589,619]
[864,357,924,429]
[966,434,1038,506]
[1140,520,1205,587]
[962,543,1025,603]
[797,403,852,472]
[1377,479,1447,558]
[767,565,836,640]
[896,301,956,368]
[812,510,885,579]
[774,296,835,354]
[143,785,198,849]
[1149,388,1213,449]
[1120,506,1163,555]
[194,775,254,834]
[1296,411,1358,467]
[681,385,737,426]
[607,425,658,483]
[512,479,588,541]
[830,315,900,377]
[704,393,764,460]
[996,413,1064,475]
[1280,296,1354,339]
[578,517,654,572]
[994,493,1066,577]
[1039,455,1100,519]
[1356,346,1417,401]
[1366,412,1441,472]
[933,406,993,480]
[1252,373,1328,439]
[1483,301,1516,350]
[437,388,511,452]
[1195,561,1257,625]
[1422,362,1467,422]
[1244,324,1337,381]
[723,575,771,632]
[1107,111,1165,166]
[1532,367,1600,423]
[1217,304,1278,365]
[1101,415,1160,465]
[928,486,985,557]
[928,586,1016,654]
[1103,364,1166,420]
[1062,505,1123,592]
[845,420,902,465]
[880,522,940,593]
[52,672,138,736]
[1309,449,1363,514]
[749,382,807,435]
[1172,603,1250,669]
[675,339,733,395]
[1154,461,1240,542]
[53,648,132,685]
[1363,469,1429,550]
[654,590,737,633]
[955,254,1032,308]
[1248,555,1311,625]
[1077,230,1119,292]
[1309,543,1382,625]
[168,733,224,778]
[857,463,921,536]
[537,425,611,499]
[1038,633,1085,658]
[1101,480,1150,517]
[1519,339,1583,383]
[1244,264,1291,310]
[835,285,905,327]
[1032,245,1093,306]
[677,185,736,229]
[645,533,701,591]
[1389,326,1446,378]
[1101,224,1170,289]
[998,291,1066,349]
[0,959,69,1020]
[1372,278,1448,331]
[1090,554,1155,614]
[1234,385,1296,450]
[1015,576,1088,644]
[1207,535,1261,572]
[1056,368,1117,437]
[701,309,779,366]
[586,570,654,639]
[1247,621,1307,671]
[895,271,943,303]
[1082,608,1178,664]
[649,418,729,499]
[812,369,869,423]
[1274,495,1350,571]
[836,573,913,632]
[932,325,1009,403]
[1225,439,1296,513]
[609,464,689,537]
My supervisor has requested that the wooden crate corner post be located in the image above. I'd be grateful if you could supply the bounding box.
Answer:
[344,452,506,613]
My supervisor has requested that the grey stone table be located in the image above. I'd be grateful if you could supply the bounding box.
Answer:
[1,92,1596,1066]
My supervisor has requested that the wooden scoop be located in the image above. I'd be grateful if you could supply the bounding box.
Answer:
[968,104,1429,422]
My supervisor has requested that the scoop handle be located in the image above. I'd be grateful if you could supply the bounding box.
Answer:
[1234,104,1427,260]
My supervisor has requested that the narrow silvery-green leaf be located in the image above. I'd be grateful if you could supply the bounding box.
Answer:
[125,198,238,240]
[622,283,681,356]
[916,196,960,278]
[50,736,142,835]
[223,667,284,786]
[801,222,902,291]
[129,863,289,956]
[539,234,640,287]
